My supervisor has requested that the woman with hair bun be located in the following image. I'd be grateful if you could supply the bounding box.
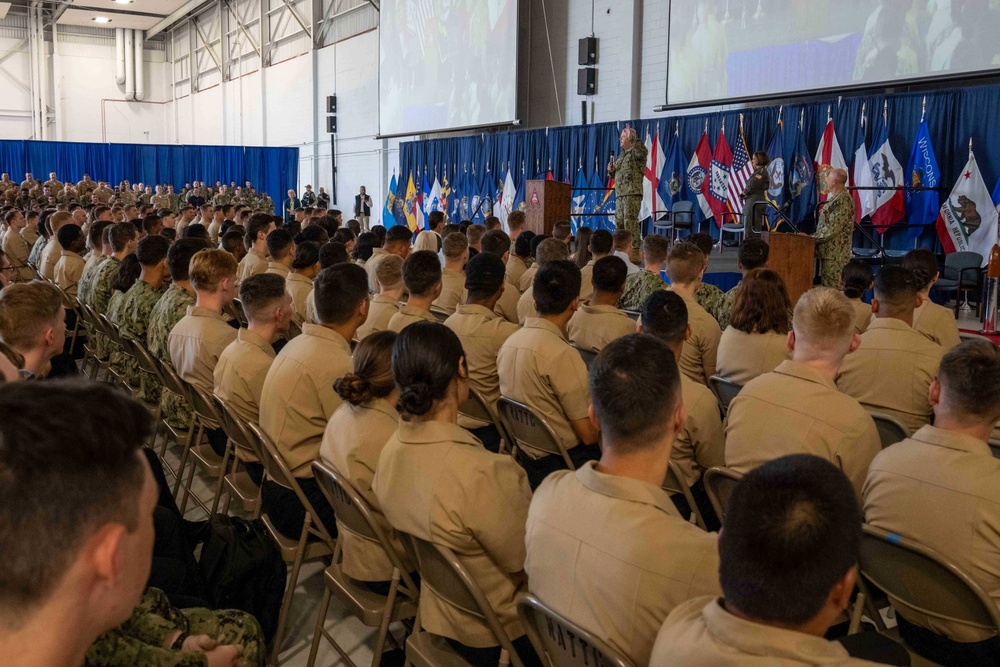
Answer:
[372,322,541,667]
[319,330,409,589]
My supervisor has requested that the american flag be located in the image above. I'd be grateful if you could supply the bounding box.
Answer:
[727,125,753,216]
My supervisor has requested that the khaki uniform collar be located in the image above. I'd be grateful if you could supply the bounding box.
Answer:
[397,419,483,448]
[363,397,400,421]
[301,322,352,353]
[524,317,568,341]
[456,303,499,319]
[186,305,228,321]
[910,424,992,458]
[238,328,276,357]
[866,317,915,333]
[581,303,623,316]
[575,461,679,517]
[773,359,837,391]
[288,272,313,286]
[372,293,399,305]
[400,304,433,319]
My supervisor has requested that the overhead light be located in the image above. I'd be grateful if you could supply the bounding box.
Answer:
[112,0,134,4]
[92,16,112,23]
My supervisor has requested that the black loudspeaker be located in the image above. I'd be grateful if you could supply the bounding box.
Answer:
[326,116,337,133]
[326,95,337,113]
[577,68,596,96]
[578,36,597,65]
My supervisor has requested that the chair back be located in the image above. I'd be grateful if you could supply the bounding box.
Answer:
[459,386,494,425]
[311,460,419,593]
[406,534,525,667]
[497,397,573,468]
[572,345,597,369]
[212,394,265,462]
[188,382,225,429]
[517,594,636,667]
[228,298,248,327]
[870,413,909,449]
[703,467,742,526]
[247,421,335,545]
[156,355,192,405]
[130,336,167,384]
[671,201,694,228]
[859,525,1000,635]
[662,461,706,530]
[708,375,743,416]
[429,306,451,323]
[943,252,983,280]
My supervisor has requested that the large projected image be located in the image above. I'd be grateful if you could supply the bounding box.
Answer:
[667,0,1000,107]
[379,0,518,136]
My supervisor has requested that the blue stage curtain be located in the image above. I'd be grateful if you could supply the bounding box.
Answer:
[399,81,1000,250]
[0,140,297,207]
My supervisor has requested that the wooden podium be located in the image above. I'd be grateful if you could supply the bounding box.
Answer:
[762,231,815,305]
[524,180,571,235]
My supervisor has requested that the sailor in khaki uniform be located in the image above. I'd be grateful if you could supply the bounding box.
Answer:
[507,251,530,293]
[904,248,962,351]
[214,274,292,425]
[432,232,468,315]
[53,225,88,298]
[258,264,369,540]
[263,228,295,280]
[39,211,72,281]
[526,335,719,666]
[665,243,721,385]
[716,329,789,386]
[726,288,881,499]
[567,256,637,352]
[516,238,569,326]
[715,268,793,386]
[837,266,943,434]
[479,229,520,324]
[444,254,520,452]
[576,229,614,303]
[358,254,404,341]
[387,250,441,333]
[652,455,903,667]
[372,322,538,667]
[365,225,411,294]
[864,340,1000,649]
[235,216,274,284]
[1,210,32,282]
[499,260,600,489]
[285,242,320,325]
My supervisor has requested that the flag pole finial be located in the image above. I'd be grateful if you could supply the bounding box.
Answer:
[970,137,974,156]
[799,108,805,130]
[675,120,679,135]
[921,96,926,122]
[883,100,888,122]
[704,118,708,133]
[827,105,832,121]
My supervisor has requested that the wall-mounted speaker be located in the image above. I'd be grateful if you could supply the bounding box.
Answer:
[326,116,337,133]
[577,68,596,96]
[326,95,337,113]
[578,37,597,66]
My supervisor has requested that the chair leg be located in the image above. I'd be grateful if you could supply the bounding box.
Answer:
[209,440,233,515]
[269,516,313,664]
[172,418,199,498]
[371,571,402,667]
[305,584,333,667]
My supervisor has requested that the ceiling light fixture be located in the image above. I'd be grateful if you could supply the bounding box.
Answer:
[112,0,134,4]
[92,16,112,22]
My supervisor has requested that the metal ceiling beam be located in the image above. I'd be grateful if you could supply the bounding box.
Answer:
[279,0,311,39]
[147,0,213,39]
[192,17,223,73]
[224,0,260,58]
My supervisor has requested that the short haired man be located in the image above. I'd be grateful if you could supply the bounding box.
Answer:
[433,231,469,315]
[147,238,211,429]
[259,263,369,539]
[53,223,87,298]
[1,209,31,282]
[112,234,171,403]
[236,213,275,283]
[686,233,727,323]
[611,229,639,274]
[864,340,1000,659]
[579,229,614,302]
[39,210,73,281]
[427,210,446,239]
[480,229,520,324]
[167,250,239,456]
[366,224,411,294]
[507,231,532,291]
[517,238,570,325]
[466,223,486,253]
[619,233,669,311]
[663,243,722,385]
[215,273,292,425]
[567,256,636,352]
[526,334,719,666]
[640,290,725,530]
[726,288,881,498]
[388,250,441,332]
[220,229,247,264]
[356,253,403,339]
[444,253,520,452]
[0,280,66,378]
[552,220,572,247]
[0,380,157,667]
[81,223,138,360]
[837,266,943,433]
[652,455,907,666]
[518,235,554,294]
[716,237,770,329]
[507,210,525,240]
[287,241,320,324]
[499,260,600,489]
[903,248,962,351]
[264,228,295,279]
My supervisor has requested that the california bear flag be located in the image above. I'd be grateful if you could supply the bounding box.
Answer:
[936,149,998,266]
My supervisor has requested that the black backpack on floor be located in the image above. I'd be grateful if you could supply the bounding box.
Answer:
[197,514,287,642]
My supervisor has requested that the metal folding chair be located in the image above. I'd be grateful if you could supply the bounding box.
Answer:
[662,461,706,530]
[869,412,910,449]
[497,396,574,468]
[703,466,742,527]
[708,375,743,417]
[517,593,636,667]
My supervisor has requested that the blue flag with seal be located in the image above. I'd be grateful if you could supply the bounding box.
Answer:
[660,132,688,212]
[383,172,397,226]
[390,173,407,228]
[591,170,615,232]
[905,119,941,243]
[789,125,816,226]
[764,120,786,230]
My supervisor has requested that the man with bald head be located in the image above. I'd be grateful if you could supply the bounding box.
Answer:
[812,168,855,288]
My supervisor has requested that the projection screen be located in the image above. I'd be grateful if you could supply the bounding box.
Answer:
[379,0,519,137]
[666,1,1000,108]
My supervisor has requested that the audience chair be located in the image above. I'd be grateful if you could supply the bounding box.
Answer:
[934,252,982,315]
[76,302,104,379]
[717,211,745,253]
[128,337,166,425]
[703,467,743,526]
[178,383,232,515]
[153,355,200,496]
[572,344,597,369]
[623,309,640,321]
[286,318,302,340]
[869,413,910,449]
[856,524,1000,663]
[497,397,574,469]
[651,201,694,244]
[97,313,130,391]
[247,422,335,664]
[517,593,636,667]
[708,375,743,417]
[459,387,511,454]
[114,334,145,397]
[307,461,420,667]
[57,285,83,356]
[212,394,264,516]
[429,306,451,323]
[662,461,707,530]
[403,534,527,667]
[227,297,249,327]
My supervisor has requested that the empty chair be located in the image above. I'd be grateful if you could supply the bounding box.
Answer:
[517,593,636,667]
[651,201,694,243]
[497,397,574,469]
[703,466,743,526]
[934,251,982,315]
[718,211,744,253]
[870,412,910,449]
[307,461,419,667]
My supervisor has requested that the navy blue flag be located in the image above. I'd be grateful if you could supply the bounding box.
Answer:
[905,119,941,243]
[764,121,786,230]
[660,133,689,212]
[789,126,816,226]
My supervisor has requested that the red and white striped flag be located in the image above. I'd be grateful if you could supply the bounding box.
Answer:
[727,119,753,216]
[814,119,847,203]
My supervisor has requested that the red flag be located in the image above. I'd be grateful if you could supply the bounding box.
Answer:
[545,170,554,181]
[708,129,733,227]
[814,119,847,203]
[688,131,714,220]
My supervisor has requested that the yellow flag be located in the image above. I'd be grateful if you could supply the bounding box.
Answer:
[404,173,418,232]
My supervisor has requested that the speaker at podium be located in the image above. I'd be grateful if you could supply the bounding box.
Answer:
[523,180,571,236]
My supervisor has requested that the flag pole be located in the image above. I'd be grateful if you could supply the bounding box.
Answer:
[970,137,974,157]
[675,120,679,136]
[920,96,926,123]
[827,105,832,121]
[799,108,805,131]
